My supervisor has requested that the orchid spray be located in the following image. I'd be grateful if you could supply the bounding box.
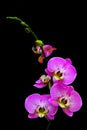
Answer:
[6,16,82,130]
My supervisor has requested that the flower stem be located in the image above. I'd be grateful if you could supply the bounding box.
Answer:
[48,81,51,89]
[6,16,48,62]
[6,16,38,40]
[46,120,51,130]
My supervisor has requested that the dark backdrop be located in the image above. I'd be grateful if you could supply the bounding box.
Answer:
[0,1,86,129]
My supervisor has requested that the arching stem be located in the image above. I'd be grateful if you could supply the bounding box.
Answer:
[6,16,38,40]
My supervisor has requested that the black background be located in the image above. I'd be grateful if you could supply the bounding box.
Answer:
[0,1,86,129]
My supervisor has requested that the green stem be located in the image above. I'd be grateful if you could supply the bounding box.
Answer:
[6,16,48,62]
[29,28,38,40]
[48,81,51,89]
[46,121,51,130]
[6,16,38,40]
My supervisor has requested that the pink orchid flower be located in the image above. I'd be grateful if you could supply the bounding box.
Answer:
[32,45,57,63]
[33,75,51,88]
[45,57,77,85]
[49,83,82,117]
[24,93,58,120]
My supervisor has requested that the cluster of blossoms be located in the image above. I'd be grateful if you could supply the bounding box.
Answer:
[25,40,82,120]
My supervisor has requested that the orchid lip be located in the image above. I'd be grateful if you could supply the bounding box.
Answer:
[54,70,64,80]
[40,75,51,83]
[36,106,48,117]
[58,97,70,108]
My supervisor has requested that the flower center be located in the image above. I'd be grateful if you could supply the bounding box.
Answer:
[36,107,48,117]
[40,75,51,84]
[32,46,42,54]
[39,107,45,112]
[58,97,69,108]
[54,71,63,80]
[61,98,67,104]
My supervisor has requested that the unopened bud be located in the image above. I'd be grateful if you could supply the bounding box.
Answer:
[35,40,44,46]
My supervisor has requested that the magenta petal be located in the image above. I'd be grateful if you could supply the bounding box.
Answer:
[49,98,58,107]
[46,114,55,120]
[47,99,58,115]
[69,91,82,112]
[35,79,42,84]
[38,94,51,107]
[45,68,53,76]
[24,93,40,113]
[28,113,38,119]
[63,108,73,117]
[47,57,66,72]
[66,86,74,95]
[41,95,58,116]
[63,65,77,85]
[65,58,72,65]
[50,83,67,98]
[40,94,50,103]
[33,83,46,88]
[43,45,57,57]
